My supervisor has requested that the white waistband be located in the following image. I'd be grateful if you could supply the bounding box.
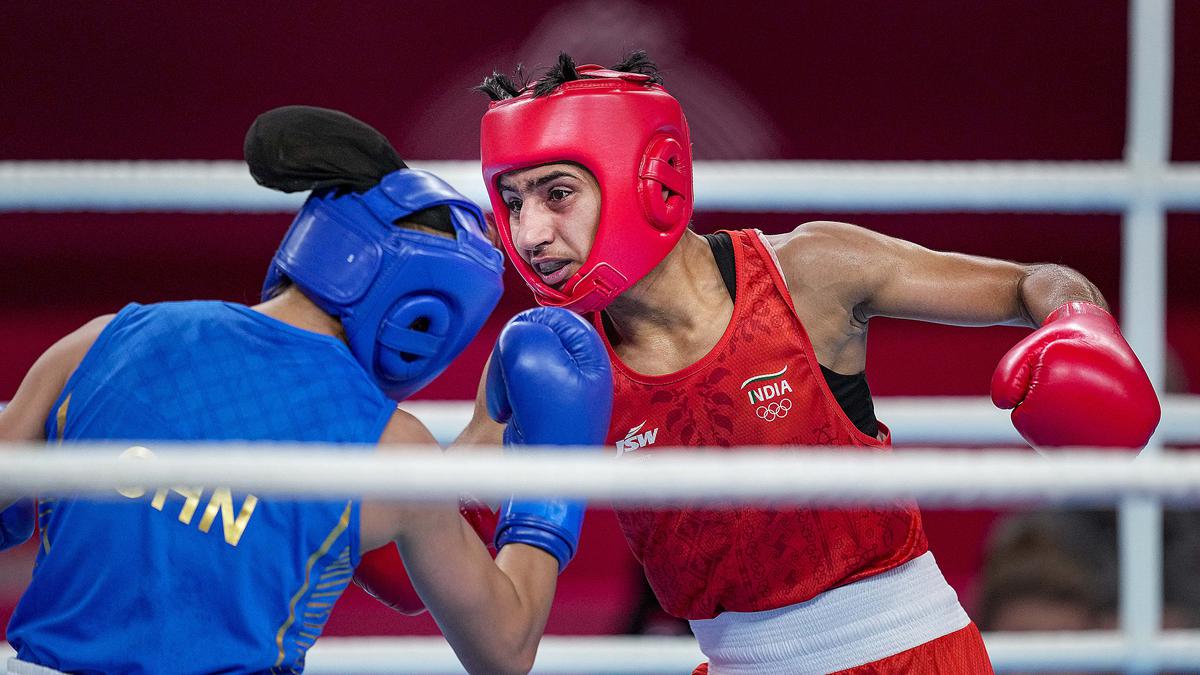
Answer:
[688,551,970,675]
[7,659,66,675]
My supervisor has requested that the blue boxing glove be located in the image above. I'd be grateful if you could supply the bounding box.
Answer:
[0,499,36,552]
[486,307,613,571]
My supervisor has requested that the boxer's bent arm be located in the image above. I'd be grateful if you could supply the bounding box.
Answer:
[395,510,555,675]
[359,409,453,553]
[0,314,112,510]
[1014,263,1108,323]
[773,221,1103,328]
[361,410,551,674]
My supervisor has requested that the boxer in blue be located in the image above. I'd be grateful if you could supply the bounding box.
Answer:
[0,106,612,675]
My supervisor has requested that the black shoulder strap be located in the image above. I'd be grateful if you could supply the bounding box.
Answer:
[702,232,736,301]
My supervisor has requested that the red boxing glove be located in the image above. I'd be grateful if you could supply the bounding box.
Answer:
[353,496,498,615]
[458,495,500,551]
[991,302,1160,452]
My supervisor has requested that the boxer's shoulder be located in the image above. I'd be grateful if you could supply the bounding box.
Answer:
[0,313,115,442]
[360,410,444,551]
[45,313,116,368]
[770,222,877,283]
[765,222,879,324]
[378,408,439,446]
[769,221,890,273]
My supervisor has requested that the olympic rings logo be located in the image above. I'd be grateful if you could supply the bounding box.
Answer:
[755,398,792,422]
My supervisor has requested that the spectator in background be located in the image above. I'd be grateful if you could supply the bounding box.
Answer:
[976,509,1200,674]
[976,512,1118,633]
[1162,511,1200,630]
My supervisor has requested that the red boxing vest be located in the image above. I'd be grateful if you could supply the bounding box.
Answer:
[599,229,928,620]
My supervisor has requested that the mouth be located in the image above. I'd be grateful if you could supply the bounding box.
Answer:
[531,258,574,287]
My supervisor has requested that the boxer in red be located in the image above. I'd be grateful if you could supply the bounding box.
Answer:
[471,51,1161,674]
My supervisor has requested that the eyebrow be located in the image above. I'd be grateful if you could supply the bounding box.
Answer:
[499,170,579,194]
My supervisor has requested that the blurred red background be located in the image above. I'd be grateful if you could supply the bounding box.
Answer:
[2,0,1197,640]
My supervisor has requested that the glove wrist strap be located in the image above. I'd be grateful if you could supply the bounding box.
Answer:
[1043,301,1113,326]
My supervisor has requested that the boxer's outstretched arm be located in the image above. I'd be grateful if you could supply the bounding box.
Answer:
[0,314,112,513]
[359,411,552,675]
[771,220,1101,329]
[771,221,1157,450]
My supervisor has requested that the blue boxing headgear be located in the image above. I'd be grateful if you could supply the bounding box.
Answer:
[263,168,504,400]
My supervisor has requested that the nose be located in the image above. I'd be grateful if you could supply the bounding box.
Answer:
[512,200,555,255]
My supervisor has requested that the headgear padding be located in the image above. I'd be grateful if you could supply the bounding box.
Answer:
[481,66,693,313]
[263,169,504,401]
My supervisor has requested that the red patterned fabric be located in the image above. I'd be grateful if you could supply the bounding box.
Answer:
[689,623,993,675]
[600,229,928,620]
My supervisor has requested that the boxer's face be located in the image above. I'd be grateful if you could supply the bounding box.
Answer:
[497,162,600,288]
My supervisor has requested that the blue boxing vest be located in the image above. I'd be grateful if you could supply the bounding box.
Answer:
[7,301,395,674]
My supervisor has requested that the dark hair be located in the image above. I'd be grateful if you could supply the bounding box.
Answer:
[476,50,664,102]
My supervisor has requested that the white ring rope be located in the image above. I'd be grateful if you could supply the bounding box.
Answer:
[6,632,1200,673]
[399,396,1200,447]
[3,446,1200,506]
[4,445,1200,672]
[3,160,1200,212]
[245,631,1200,674]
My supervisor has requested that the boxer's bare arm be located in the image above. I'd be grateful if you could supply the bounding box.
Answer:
[451,356,504,450]
[770,221,1103,372]
[395,506,555,675]
[360,409,552,675]
[358,409,449,553]
[0,315,112,510]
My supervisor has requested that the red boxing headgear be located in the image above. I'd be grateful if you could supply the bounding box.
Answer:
[481,66,693,313]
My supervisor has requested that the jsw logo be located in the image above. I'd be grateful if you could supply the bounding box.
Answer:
[616,421,659,456]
